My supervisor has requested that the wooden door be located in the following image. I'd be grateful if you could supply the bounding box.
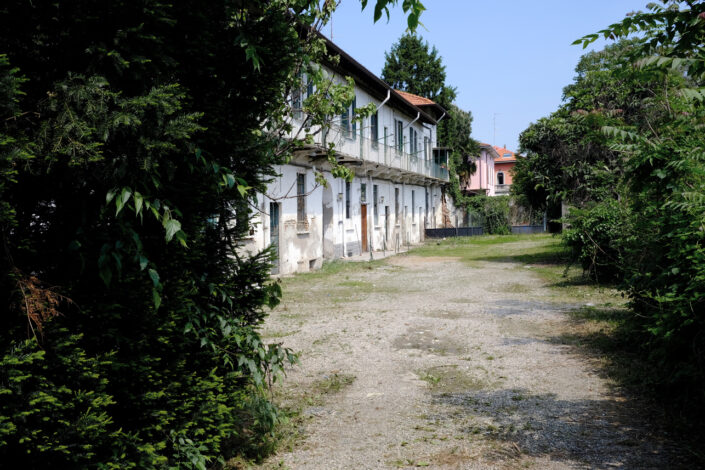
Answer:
[360,204,368,252]
[269,202,280,274]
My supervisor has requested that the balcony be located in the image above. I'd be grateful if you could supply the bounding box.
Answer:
[292,117,449,182]
[494,184,511,195]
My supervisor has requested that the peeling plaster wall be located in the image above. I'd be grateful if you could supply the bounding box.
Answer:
[245,164,324,275]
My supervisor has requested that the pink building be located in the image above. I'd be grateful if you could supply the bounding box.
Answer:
[493,145,517,195]
[461,143,497,196]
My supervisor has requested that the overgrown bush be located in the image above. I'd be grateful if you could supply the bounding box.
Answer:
[467,196,511,235]
[563,199,630,282]
[0,2,313,467]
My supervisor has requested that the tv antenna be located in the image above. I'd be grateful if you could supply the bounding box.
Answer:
[493,113,501,146]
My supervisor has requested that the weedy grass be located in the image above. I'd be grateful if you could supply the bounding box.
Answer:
[412,234,622,306]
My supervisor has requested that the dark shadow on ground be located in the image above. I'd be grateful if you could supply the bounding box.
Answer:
[434,387,692,469]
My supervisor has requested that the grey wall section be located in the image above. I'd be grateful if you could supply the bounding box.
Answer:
[425,227,484,238]
[511,225,546,234]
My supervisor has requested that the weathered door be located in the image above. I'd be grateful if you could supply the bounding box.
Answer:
[360,204,368,252]
[269,202,280,274]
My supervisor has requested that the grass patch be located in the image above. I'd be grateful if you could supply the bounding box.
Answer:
[311,373,356,395]
[413,234,623,307]
[418,365,492,394]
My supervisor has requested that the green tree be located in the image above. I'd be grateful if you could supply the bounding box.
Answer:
[519,0,705,432]
[0,1,425,467]
[382,33,456,106]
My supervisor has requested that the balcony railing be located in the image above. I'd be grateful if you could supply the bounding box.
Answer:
[292,116,448,182]
[495,184,511,195]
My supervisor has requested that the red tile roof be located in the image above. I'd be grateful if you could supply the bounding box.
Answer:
[493,145,516,162]
[395,90,437,107]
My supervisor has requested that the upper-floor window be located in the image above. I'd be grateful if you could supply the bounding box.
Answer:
[503,153,511,158]
[360,182,367,203]
[341,96,357,139]
[341,106,350,138]
[497,172,505,185]
[395,120,404,153]
[409,127,418,156]
[370,112,379,148]
[351,96,357,139]
[424,136,429,161]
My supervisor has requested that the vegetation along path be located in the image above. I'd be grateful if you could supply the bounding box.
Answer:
[255,235,690,469]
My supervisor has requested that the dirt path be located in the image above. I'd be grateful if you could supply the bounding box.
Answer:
[258,239,685,469]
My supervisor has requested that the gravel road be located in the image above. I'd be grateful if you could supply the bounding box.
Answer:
[258,240,688,469]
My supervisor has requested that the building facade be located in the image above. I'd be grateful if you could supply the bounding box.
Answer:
[493,145,517,196]
[242,38,452,275]
[461,143,497,196]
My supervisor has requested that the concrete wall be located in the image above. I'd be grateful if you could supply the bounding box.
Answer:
[243,167,456,274]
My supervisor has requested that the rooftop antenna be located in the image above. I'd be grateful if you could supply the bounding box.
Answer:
[493,113,501,146]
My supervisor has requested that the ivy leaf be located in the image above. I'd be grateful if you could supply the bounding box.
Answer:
[152,289,161,310]
[164,219,181,242]
[134,192,143,215]
[116,187,132,215]
[236,184,248,198]
[148,268,160,287]
[139,256,148,271]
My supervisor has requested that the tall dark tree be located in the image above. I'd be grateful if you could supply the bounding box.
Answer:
[381,33,477,208]
[382,33,456,106]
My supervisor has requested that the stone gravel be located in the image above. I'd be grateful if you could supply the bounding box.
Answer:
[258,245,687,470]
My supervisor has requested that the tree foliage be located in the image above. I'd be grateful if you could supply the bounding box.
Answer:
[514,0,705,428]
[382,33,456,105]
[0,0,421,467]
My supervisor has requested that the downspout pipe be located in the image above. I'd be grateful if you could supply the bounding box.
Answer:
[376,89,391,111]
[403,112,421,129]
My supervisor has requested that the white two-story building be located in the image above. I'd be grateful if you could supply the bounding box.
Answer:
[244,37,452,275]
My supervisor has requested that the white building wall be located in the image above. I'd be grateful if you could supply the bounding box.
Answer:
[243,63,456,275]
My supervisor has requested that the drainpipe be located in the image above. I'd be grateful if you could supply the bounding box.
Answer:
[435,111,446,149]
[404,111,421,129]
[376,89,391,112]
[401,181,406,248]
[368,171,374,261]
[340,177,346,258]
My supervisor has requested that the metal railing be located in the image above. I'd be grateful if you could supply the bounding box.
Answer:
[293,117,449,181]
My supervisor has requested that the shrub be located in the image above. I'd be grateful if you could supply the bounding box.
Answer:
[562,198,629,282]
[467,196,511,235]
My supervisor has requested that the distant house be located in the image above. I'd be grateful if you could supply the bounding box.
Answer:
[493,145,517,196]
[461,143,497,196]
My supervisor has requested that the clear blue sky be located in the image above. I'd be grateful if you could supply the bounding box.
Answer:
[329,0,649,152]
